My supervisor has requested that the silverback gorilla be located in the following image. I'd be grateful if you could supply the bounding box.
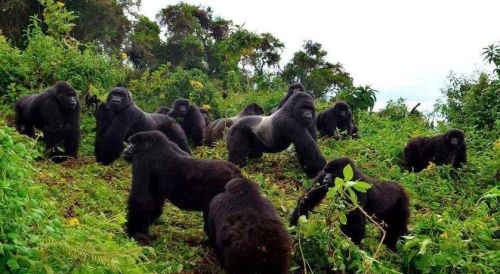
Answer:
[15,81,80,163]
[95,87,189,165]
[123,131,242,245]
[316,101,358,139]
[204,103,264,146]
[226,92,324,177]
[208,178,291,274]
[290,157,410,251]
[167,98,205,147]
[404,129,467,172]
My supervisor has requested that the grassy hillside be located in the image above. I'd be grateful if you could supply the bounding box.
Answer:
[1,103,497,273]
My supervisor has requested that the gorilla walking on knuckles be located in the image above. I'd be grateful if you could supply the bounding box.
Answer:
[316,101,358,139]
[15,81,80,163]
[290,157,410,251]
[226,92,325,178]
[95,87,190,165]
[204,103,264,146]
[208,178,291,274]
[122,131,242,245]
[165,98,205,147]
[404,129,467,172]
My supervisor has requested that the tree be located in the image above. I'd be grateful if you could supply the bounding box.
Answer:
[282,40,353,98]
[248,33,284,76]
[126,15,162,69]
[482,43,500,77]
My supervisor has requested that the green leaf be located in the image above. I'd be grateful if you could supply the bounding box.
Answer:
[347,188,358,205]
[353,181,371,192]
[339,211,347,225]
[418,239,432,255]
[298,215,308,225]
[334,177,343,188]
[326,187,337,199]
[343,164,353,181]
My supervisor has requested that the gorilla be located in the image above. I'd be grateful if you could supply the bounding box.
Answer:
[204,103,264,146]
[290,157,410,251]
[83,93,101,113]
[316,101,358,139]
[199,108,210,127]
[226,92,324,178]
[208,178,291,274]
[155,106,170,115]
[123,130,242,245]
[404,129,467,172]
[95,87,190,165]
[269,83,305,114]
[167,98,205,147]
[15,81,80,163]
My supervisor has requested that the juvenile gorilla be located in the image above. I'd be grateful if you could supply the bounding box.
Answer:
[317,101,358,138]
[95,87,189,165]
[290,157,410,251]
[404,129,466,172]
[269,83,305,114]
[208,178,291,274]
[204,103,264,146]
[123,131,242,244]
[167,98,205,147]
[15,81,80,163]
[226,92,325,178]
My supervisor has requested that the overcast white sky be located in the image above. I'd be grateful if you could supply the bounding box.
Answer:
[140,0,500,112]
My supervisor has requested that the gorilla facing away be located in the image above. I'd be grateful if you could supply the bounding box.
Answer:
[123,131,242,245]
[404,129,467,172]
[269,83,305,114]
[167,98,205,147]
[226,92,325,178]
[95,87,190,165]
[290,157,410,251]
[15,81,80,163]
[316,101,358,139]
[204,103,264,146]
[208,178,291,274]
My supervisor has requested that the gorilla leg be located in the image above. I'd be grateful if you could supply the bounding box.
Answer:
[248,148,263,159]
[63,127,80,158]
[151,196,166,222]
[341,209,366,245]
[381,198,409,251]
[405,145,424,172]
[15,109,35,138]
[126,193,154,244]
[227,127,250,167]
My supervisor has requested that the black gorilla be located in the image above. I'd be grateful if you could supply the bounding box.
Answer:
[167,98,205,147]
[199,108,210,127]
[123,131,242,244]
[204,103,264,146]
[316,101,358,138]
[404,129,467,172]
[208,178,291,274]
[95,87,190,165]
[83,94,101,113]
[226,92,324,178]
[269,83,305,114]
[15,81,80,163]
[155,106,170,115]
[290,157,410,251]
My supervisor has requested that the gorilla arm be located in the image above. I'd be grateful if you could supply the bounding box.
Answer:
[292,128,326,177]
[290,172,329,226]
[95,107,134,164]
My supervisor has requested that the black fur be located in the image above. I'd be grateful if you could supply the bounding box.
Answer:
[226,92,324,178]
[123,131,242,244]
[15,81,80,163]
[155,106,170,115]
[83,94,101,113]
[167,98,205,147]
[404,129,467,172]
[290,157,410,251]
[270,83,305,114]
[204,103,264,146]
[208,178,291,274]
[200,108,210,127]
[317,101,358,138]
[95,87,189,165]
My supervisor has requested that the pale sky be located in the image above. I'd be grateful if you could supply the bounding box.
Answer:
[140,0,500,112]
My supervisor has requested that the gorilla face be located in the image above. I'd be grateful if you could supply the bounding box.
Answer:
[445,129,465,149]
[322,157,355,184]
[173,99,190,117]
[54,81,78,111]
[107,88,131,112]
[200,109,209,119]
[288,83,305,94]
[334,102,351,120]
[291,93,315,127]
[124,131,166,162]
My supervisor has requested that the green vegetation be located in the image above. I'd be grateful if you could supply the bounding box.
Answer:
[0,1,498,273]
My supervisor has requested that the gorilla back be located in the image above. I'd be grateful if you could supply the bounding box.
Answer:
[226,92,325,177]
[95,87,190,165]
[123,131,242,244]
[15,81,80,162]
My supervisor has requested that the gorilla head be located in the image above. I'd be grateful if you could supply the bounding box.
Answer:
[333,101,352,120]
[52,81,78,111]
[107,87,132,112]
[289,82,305,94]
[239,103,264,117]
[171,98,190,117]
[123,131,189,163]
[445,129,465,149]
[286,92,315,127]
[199,108,210,126]
[156,106,170,115]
